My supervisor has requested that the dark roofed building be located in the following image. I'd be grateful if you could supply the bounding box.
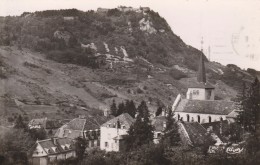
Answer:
[29,137,75,165]
[178,121,216,147]
[202,120,230,143]
[151,116,167,143]
[101,113,135,129]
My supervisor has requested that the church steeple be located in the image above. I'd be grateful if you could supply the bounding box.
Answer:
[197,53,206,83]
[197,37,206,83]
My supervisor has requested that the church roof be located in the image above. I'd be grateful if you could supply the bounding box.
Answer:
[175,99,235,115]
[101,113,135,129]
[188,82,215,89]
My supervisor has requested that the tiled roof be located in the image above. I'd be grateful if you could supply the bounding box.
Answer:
[63,130,83,139]
[54,115,112,139]
[202,120,229,143]
[151,116,167,132]
[83,115,113,131]
[45,120,62,129]
[37,137,74,155]
[180,122,212,146]
[101,113,135,129]
[188,82,215,89]
[175,99,235,115]
[226,110,239,118]
[65,118,86,131]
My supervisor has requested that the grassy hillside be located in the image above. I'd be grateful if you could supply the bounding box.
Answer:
[0,8,258,124]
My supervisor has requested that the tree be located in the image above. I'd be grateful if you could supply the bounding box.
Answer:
[155,106,163,116]
[126,101,154,150]
[0,128,34,164]
[160,108,180,147]
[14,115,27,130]
[117,102,125,116]
[75,137,87,160]
[28,128,47,140]
[124,100,136,118]
[110,99,117,116]
[237,77,260,134]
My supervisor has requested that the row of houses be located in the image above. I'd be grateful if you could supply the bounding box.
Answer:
[28,53,239,164]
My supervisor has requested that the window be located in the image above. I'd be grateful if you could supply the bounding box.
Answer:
[187,114,190,122]
[193,90,199,95]
[208,116,212,123]
[207,90,212,99]
[220,117,223,121]
[157,133,161,138]
[178,114,180,120]
[105,142,108,147]
[197,115,200,123]
[91,140,94,147]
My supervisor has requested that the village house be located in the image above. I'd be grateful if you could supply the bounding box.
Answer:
[28,118,62,135]
[28,118,47,130]
[54,115,111,149]
[172,54,238,124]
[151,115,167,144]
[29,137,75,165]
[100,113,135,152]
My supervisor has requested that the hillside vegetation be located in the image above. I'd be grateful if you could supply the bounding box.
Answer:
[0,8,259,123]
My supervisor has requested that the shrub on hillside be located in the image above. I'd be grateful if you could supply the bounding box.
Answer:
[169,68,187,80]
[46,49,99,68]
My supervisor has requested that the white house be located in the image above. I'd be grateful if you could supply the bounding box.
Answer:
[29,137,75,165]
[100,113,135,152]
[172,54,237,124]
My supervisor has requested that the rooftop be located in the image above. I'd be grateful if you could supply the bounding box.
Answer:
[175,99,235,115]
[37,137,74,155]
[188,82,215,89]
[151,116,167,132]
[101,113,135,129]
[180,121,213,146]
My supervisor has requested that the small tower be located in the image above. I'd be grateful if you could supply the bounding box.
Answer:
[186,39,215,101]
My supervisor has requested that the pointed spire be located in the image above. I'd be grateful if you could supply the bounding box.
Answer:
[197,37,206,83]
[197,53,206,83]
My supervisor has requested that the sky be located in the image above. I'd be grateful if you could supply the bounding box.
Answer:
[1,0,260,70]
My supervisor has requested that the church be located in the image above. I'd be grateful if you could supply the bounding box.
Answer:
[172,53,237,124]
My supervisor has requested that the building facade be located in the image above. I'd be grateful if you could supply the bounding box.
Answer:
[100,113,134,152]
[29,138,76,165]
